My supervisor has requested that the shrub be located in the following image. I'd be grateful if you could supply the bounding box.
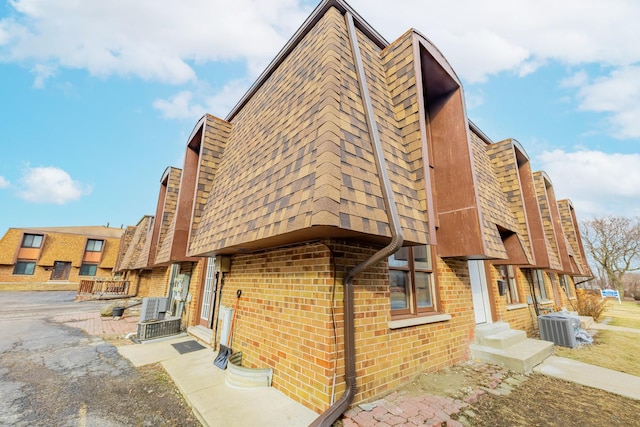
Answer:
[575,288,609,322]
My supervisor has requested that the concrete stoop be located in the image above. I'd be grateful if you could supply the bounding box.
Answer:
[187,325,213,345]
[471,322,554,373]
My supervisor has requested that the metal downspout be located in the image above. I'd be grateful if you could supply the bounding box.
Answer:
[310,11,404,427]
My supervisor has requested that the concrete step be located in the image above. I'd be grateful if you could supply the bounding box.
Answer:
[471,338,554,373]
[480,329,527,349]
[187,325,213,345]
[474,321,511,342]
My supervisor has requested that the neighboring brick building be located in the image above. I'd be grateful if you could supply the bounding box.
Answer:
[0,226,124,290]
[113,167,206,320]
[114,0,592,421]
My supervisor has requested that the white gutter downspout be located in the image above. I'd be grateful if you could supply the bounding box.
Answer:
[309,11,404,427]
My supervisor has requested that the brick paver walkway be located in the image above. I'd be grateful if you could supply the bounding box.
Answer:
[340,362,527,427]
[342,392,471,427]
[53,312,139,337]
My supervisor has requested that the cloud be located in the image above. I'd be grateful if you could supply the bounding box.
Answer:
[153,91,203,120]
[3,0,640,139]
[4,0,640,87]
[16,166,92,204]
[0,176,10,188]
[575,66,640,139]
[348,0,640,83]
[560,70,589,88]
[0,0,310,85]
[537,149,640,218]
[464,88,486,110]
[153,79,251,120]
[31,63,55,89]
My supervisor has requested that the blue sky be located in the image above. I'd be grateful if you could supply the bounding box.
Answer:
[1,0,639,231]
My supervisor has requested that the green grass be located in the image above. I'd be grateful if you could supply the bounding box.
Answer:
[554,330,640,377]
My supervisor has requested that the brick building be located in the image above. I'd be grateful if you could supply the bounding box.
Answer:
[0,226,124,290]
[115,0,591,422]
[113,167,206,319]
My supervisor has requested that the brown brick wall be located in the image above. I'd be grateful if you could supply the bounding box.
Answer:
[217,241,474,413]
[0,229,22,264]
[0,264,114,290]
[128,270,153,297]
[145,266,170,297]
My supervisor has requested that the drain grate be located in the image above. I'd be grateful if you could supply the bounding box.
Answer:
[171,340,206,355]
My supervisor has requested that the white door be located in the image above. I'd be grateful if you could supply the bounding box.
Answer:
[468,260,492,324]
[199,257,216,328]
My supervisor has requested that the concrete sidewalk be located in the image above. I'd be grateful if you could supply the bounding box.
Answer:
[590,322,640,334]
[534,355,640,400]
[117,335,317,427]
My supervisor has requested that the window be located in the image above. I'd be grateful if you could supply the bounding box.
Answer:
[14,261,36,275]
[389,245,435,317]
[559,274,572,297]
[79,263,98,276]
[499,265,519,304]
[85,239,104,252]
[532,269,548,300]
[21,234,43,248]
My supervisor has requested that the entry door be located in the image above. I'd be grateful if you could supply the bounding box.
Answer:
[51,261,71,280]
[198,258,217,328]
[166,264,180,315]
[468,260,492,324]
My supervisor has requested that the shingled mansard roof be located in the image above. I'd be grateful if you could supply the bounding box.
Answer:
[114,215,154,271]
[557,199,592,276]
[188,3,434,256]
[113,225,136,272]
[470,129,530,261]
[177,0,591,268]
[532,171,565,272]
[152,166,183,265]
[484,138,536,265]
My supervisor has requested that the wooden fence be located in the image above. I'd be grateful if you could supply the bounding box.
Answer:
[78,278,130,298]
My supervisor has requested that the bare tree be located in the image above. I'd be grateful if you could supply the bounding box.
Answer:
[623,272,640,298]
[581,216,640,296]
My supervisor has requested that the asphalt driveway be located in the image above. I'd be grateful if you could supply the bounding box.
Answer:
[0,291,199,426]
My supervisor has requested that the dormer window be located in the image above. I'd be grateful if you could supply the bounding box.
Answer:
[85,239,104,252]
[22,234,43,248]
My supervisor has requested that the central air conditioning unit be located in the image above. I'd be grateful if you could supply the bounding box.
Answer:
[138,297,180,341]
[140,297,168,322]
[137,318,181,341]
[538,314,579,348]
